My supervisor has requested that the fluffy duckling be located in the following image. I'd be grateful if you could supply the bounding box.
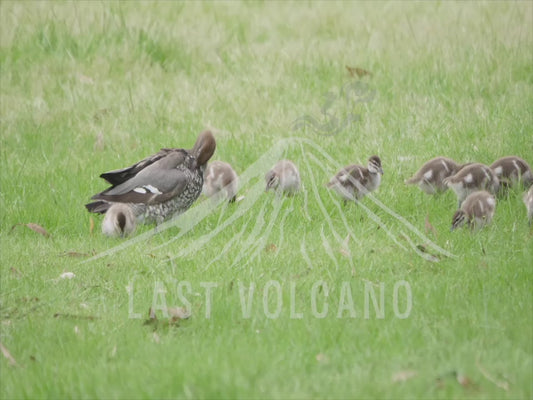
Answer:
[524,186,533,226]
[86,130,216,224]
[102,203,136,237]
[405,156,465,194]
[490,156,533,190]
[265,160,301,196]
[443,163,499,207]
[203,161,239,202]
[327,155,383,203]
[451,191,496,231]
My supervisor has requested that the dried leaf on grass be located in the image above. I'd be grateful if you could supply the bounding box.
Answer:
[89,217,95,235]
[435,370,477,390]
[10,223,50,237]
[53,313,98,320]
[10,267,23,278]
[346,65,373,78]
[0,342,19,367]
[425,214,438,237]
[265,243,277,253]
[167,307,191,320]
[60,251,95,258]
[339,234,351,257]
[392,369,417,383]
[144,307,190,326]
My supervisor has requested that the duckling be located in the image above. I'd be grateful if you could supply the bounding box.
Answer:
[451,191,496,231]
[86,130,216,224]
[265,160,301,196]
[327,155,383,203]
[405,156,464,194]
[102,203,136,237]
[524,186,533,226]
[443,163,499,207]
[490,156,533,190]
[203,161,239,202]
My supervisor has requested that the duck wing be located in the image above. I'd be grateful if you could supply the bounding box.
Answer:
[91,151,193,205]
[99,148,183,185]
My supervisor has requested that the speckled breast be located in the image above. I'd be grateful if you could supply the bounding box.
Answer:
[136,166,205,224]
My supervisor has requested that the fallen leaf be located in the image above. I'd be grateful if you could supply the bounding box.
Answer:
[167,307,191,320]
[346,65,373,78]
[10,223,50,237]
[456,372,475,389]
[78,73,94,85]
[53,313,97,320]
[235,195,245,202]
[339,234,351,257]
[110,345,117,358]
[89,217,95,234]
[425,214,438,237]
[0,342,19,367]
[74,326,80,335]
[392,369,417,383]
[152,332,160,344]
[265,243,277,253]
[316,353,329,363]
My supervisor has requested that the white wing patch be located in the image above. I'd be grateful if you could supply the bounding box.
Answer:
[133,185,162,195]
[464,173,474,183]
[493,166,503,176]
[423,169,433,180]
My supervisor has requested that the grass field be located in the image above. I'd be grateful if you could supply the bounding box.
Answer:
[1,1,532,399]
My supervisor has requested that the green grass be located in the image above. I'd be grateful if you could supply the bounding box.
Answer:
[1,1,532,399]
